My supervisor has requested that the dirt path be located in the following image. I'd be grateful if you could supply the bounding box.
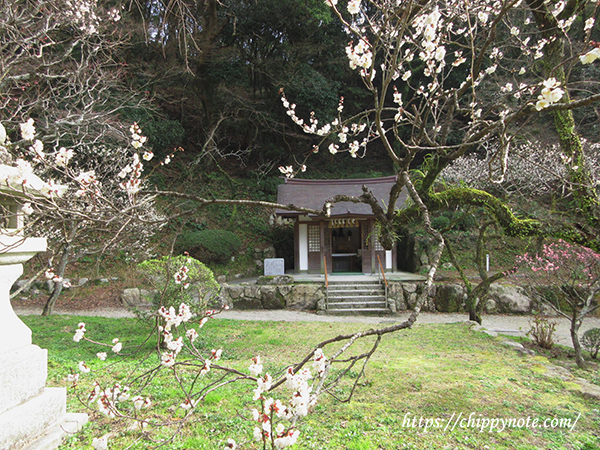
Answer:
[14,305,600,349]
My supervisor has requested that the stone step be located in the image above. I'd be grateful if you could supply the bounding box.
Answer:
[328,295,386,302]
[325,307,392,315]
[324,280,388,314]
[327,301,388,308]
[327,283,382,290]
[328,290,385,297]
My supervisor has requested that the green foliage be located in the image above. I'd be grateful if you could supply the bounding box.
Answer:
[581,328,600,359]
[142,118,185,152]
[137,255,220,318]
[431,210,477,232]
[175,229,241,264]
[431,215,451,230]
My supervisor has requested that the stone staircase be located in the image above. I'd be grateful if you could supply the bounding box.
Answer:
[324,280,390,314]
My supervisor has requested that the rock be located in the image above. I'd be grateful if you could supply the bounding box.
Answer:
[278,285,293,296]
[99,278,110,284]
[256,275,293,286]
[403,283,417,293]
[488,284,532,314]
[120,288,154,308]
[405,292,418,310]
[216,275,227,283]
[387,283,406,311]
[435,283,464,313]
[14,280,30,292]
[120,288,140,307]
[263,246,276,258]
[441,262,453,269]
[286,285,322,310]
[261,287,285,309]
[501,339,528,352]
[485,299,497,314]
[220,284,262,309]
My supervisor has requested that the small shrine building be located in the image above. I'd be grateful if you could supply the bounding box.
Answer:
[275,176,406,274]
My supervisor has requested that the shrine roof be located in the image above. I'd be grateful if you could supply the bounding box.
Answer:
[275,175,405,217]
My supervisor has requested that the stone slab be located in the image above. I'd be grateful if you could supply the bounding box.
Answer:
[23,413,88,450]
[0,387,66,450]
[264,258,285,276]
[0,345,48,414]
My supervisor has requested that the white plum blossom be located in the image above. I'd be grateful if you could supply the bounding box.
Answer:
[173,265,190,284]
[73,322,86,342]
[580,48,600,65]
[585,18,595,31]
[107,7,121,22]
[181,398,197,410]
[21,203,34,215]
[20,119,36,141]
[349,141,360,157]
[274,429,300,448]
[78,361,91,373]
[313,348,327,376]
[346,39,373,71]
[111,338,122,353]
[161,352,176,367]
[67,373,79,383]
[347,0,360,15]
[278,165,294,178]
[186,328,199,343]
[31,140,44,159]
[96,352,107,361]
[130,123,147,149]
[249,356,263,376]
[55,147,74,167]
[132,395,151,410]
[535,78,564,111]
[211,348,223,360]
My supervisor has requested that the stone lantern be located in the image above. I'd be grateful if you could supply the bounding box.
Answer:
[0,164,87,450]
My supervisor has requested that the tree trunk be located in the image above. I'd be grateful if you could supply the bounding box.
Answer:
[570,314,586,369]
[41,245,70,316]
[469,308,482,325]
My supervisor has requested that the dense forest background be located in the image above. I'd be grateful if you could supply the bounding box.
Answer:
[2,0,600,279]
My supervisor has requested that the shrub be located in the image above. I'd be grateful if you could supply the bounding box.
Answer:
[581,328,600,359]
[175,229,241,264]
[527,314,557,349]
[137,255,220,319]
[431,215,451,231]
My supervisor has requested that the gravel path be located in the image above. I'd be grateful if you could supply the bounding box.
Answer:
[14,306,600,348]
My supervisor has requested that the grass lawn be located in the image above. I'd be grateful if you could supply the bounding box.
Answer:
[22,315,600,450]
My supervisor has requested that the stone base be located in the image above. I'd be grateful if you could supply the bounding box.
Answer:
[0,387,70,450]
[23,413,88,450]
[0,345,49,415]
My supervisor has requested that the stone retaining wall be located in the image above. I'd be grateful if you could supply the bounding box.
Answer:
[220,277,324,311]
[218,278,545,315]
[117,273,557,315]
